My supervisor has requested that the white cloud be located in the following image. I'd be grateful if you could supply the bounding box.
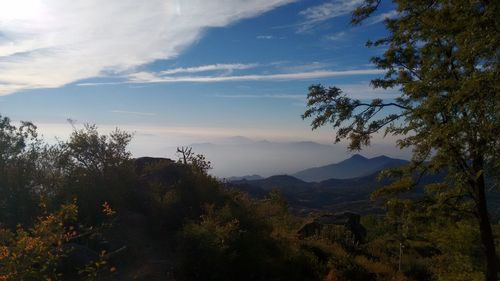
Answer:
[0,0,295,96]
[256,35,274,39]
[297,0,362,32]
[279,61,332,73]
[324,31,346,41]
[78,68,385,86]
[215,93,305,100]
[159,63,258,75]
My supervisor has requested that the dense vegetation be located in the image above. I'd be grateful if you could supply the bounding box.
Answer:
[303,0,499,279]
[0,115,498,280]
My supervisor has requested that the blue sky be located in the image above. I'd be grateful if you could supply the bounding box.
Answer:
[0,0,404,174]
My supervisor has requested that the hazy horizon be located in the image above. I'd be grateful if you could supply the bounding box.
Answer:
[11,119,410,177]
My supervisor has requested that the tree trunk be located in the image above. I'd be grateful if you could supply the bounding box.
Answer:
[474,167,498,281]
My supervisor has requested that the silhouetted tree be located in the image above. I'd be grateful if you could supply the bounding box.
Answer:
[177,146,212,174]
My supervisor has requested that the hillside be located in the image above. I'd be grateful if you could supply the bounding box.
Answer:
[293,154,409,182]
[230,173,389,214]
[230,171,500,216]
[225,174,263,181]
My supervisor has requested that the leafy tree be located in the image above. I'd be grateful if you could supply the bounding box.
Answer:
[56,124,135,222]
[62,124,132,178]
[0,115,43,227]
[302,1,499,279]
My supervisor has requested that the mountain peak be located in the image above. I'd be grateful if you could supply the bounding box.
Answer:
[293,154,408,182]
[371,155,391,161]
[220,136,255,144]
[350,154,367,160]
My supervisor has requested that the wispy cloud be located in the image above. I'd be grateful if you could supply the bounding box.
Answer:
[78,69,385,86]
[256,35,274,39]
[110,110,156,116]
[324,31,346,41]
[159,63,258,75]
[216,83,399,100]
[215,93,305,100]
[279,61,333,73]
[0,0,295,96]
[297,0,363,32]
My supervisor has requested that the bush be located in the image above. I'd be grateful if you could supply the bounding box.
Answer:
[0,204,77,280]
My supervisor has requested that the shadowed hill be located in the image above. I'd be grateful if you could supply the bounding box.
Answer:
[225,174,263,181]
[230,173,389,214]
[292,154,409,182]
[229,171,487,215]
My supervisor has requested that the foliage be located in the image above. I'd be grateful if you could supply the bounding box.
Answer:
[0,115,498,280]
[360,198,488,280]
[56,124,136,223]
[63,124,132,177]
[177,193,321,281]
[302,1,499,278]
[77,249,115,281]
[0,203,77,281]
[0,115,43,227]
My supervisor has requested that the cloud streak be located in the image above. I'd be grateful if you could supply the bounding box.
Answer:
[159,63,258,75]
[78,69,385,86]
[256,35,274,39]
[214,82,399,101]
[215,93,305,100]
[324,31,347,41]
[297,0,363,32]
[0,0,295,96]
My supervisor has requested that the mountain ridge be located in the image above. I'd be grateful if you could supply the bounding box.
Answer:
[292,154,409,182]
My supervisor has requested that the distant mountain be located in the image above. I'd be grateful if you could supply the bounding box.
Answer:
[293,154,409,182]
[228,172,387,214]
[229,171,451,215]
[186,139,349,178]
[231,175,311,194]
[225,174,263,181]
[132,157,499,216]
[160,136,412,178]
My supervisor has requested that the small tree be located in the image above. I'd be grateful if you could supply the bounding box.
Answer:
[302,1,498,279]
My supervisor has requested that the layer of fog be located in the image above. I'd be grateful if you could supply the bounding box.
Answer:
[30,122,411,178]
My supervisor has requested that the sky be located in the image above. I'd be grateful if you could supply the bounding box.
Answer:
[0,0,406,177]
